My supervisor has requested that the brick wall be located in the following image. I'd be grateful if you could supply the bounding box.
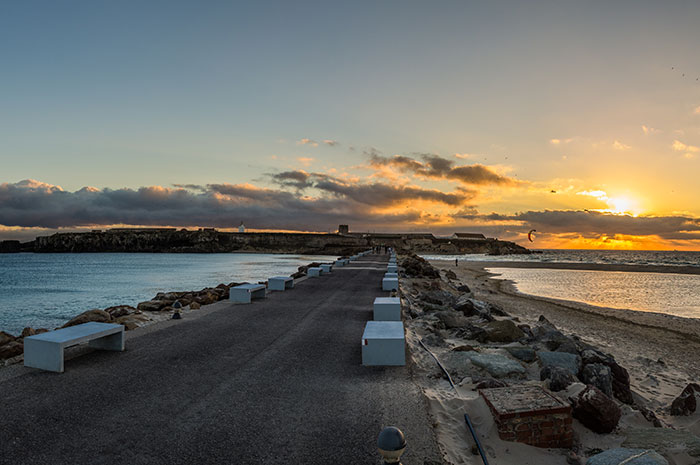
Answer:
[479,386,574,449]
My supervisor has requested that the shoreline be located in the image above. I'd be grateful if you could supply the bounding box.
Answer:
[429,258,700,394]
[450,260,700,275]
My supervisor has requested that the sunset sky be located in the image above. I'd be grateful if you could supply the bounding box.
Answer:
[1,1,700,249]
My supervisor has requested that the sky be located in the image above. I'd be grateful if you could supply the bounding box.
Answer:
[1,0,700,249]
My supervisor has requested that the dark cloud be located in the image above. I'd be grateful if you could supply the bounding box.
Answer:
[452,209,700,241]
[269,170,473,206]
[0,178,470,233]
[369,153,516,185]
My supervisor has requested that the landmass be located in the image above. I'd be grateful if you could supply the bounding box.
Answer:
[0,227,530,255]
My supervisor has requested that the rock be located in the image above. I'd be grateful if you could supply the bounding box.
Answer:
[532,326,573,351]
[555,339,580,355]
[20,327,36,338]
[581,348,612,365]
[104,305,137,318]
[0,331,16,346]
[454,296,494,321]
[670,383,700,416]
[466,352,526,378]
[0,341,23,359]
[518,324,534,338]
[444,270,457,280]
[452,344,476,352]
[420,290,457,307]
[585,448,668,465]
[541,365,577,392]
[505,345,537,362]
[609,361,633,404]
[580,363,613,398]
[422,333,445,347]
[622,428,700,458]
[483,320,525,343]
[189,302,201,309]
[435,311,470,329]
[538,351,581,376]
[137,300,168,312]
[570,385,621,434]
[61,309,113,328]
[457,284,471,293]
[474,378,508,390]
[454,324,488,342]
[489,303,509,317]
[401,256,440,279]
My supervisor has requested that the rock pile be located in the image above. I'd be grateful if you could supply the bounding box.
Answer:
[400,259,696,462]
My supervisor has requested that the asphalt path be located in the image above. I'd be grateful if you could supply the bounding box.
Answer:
[0,254,442,464]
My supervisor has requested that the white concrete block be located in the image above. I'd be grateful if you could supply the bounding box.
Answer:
[268,276,294,291]
[308,267,322,277]
[373,297,401,321]
[362,321,405,366]
[382,277,399,291]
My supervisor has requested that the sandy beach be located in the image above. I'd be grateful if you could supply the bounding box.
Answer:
[408,258,700,464]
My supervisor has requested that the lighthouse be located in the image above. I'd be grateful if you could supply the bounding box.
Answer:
[238,221,245,233]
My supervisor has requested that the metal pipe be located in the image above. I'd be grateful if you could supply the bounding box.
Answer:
[418,337,490,465]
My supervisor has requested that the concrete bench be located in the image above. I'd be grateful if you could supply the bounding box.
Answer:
[24,322,124,373]
[387,265,398,273]
[373,297,401,321]
[268,276,294,291]
[230,283,267,303]
[333,260,345,267]
[382,276,399,291]
[320,264,333,273]
[362,321,405,366]
[308,267,322,277]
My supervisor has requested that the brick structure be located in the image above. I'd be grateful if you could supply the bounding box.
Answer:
[479,385,573,449]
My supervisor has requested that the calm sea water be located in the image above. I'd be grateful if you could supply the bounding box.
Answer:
[422,250,700,319]
[423,249,700,267]
[487,267,700,318]
[0,253,334,335]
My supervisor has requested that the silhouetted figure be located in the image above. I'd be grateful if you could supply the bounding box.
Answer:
[455,258,458,267]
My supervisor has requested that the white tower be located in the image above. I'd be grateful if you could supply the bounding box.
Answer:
[238,221,245,233]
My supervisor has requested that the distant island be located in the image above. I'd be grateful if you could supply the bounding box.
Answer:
[0,225,530,255]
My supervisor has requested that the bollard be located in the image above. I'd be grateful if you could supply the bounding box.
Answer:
[377,426,406,464]
[172,301,182,320]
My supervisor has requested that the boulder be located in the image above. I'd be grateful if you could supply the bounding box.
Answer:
[580,348,633,404]
[444,270,457,280]
[466,352,526,378]
[457,284,471,293]
[0,340,23,359]
[483,320,525,343]
[20,327,36,338]
[670,383,700,416]
[585,448,668,465]
[189,302,201,310]
[104,305,137,318]
[62,309,113,328]
[454,296,494,321]
[538,351,581,376]
[452,344,476,352]
[0,331,16,346]
[570,385,621,434]
[555,339,580,354]
[435,311,470,329]
[505,345,537,362]
[580,363,613,398]
[137,300,168,312]
[420,290,457,307]
[541,365,577,392]
[454,324,488,342]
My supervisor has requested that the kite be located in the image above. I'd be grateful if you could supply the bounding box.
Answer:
[528,229,536,242]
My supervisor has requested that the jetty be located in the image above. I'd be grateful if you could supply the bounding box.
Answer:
[0,254,441,464]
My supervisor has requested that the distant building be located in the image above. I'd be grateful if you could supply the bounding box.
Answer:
[451,233,486,240]
[338,224,349,235]
[238,222,246,233]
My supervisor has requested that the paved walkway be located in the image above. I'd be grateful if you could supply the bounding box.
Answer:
[0,254,442,464]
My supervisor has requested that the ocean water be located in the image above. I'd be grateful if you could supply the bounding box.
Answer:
[422,249,700,267]
[487,267,700,318]
[0,253,334,335]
